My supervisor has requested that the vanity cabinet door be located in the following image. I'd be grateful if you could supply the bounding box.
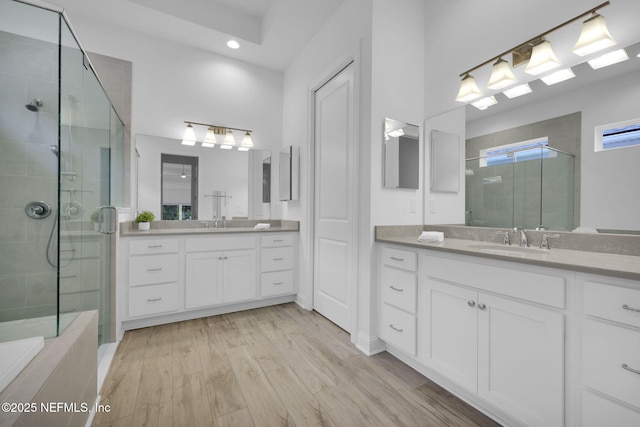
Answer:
[477,293,564,427]
[185,252,223,309]
[422,277,478,393]
[223,249,257,303]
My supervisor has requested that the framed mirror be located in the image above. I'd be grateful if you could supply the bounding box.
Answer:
[383,118,419,189]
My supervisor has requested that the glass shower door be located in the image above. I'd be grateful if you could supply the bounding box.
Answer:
[58,20,122,345]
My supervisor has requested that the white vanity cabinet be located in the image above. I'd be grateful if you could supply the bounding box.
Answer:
[580,275,640,426]
[120,231,297,332]
[185,236,257,309]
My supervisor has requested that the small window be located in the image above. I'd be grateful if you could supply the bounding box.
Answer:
[595,119,640,152]
[479,137,554,167]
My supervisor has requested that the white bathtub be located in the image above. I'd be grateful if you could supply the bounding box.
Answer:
[0,336,45,393]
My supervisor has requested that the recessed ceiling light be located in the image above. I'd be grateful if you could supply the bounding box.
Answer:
[503,83,532,99]
[540,68,576,85]
[588,49,629,69]
[227,40,240,49]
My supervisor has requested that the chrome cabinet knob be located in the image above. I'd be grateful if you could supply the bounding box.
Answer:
[478,303,487,310]
[467,300,476,307]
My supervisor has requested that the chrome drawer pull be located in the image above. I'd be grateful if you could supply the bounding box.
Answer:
[273,239,284,242]
[390,256,404,262]
[389,285,404,292]
[147,268,162,272]
[468,300,476,307]
[273,257,284,261]
[273,282,284,285]
[389,324,403,332]
[622,364,640,375]
[622,304,640,313]
[147,245,163,248]
[147,297,162,302]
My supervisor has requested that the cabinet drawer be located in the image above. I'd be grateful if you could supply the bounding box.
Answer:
[583,319,640,408]
[261,270,295,297]
[129,239,179,255]
[381,246,417,272]
[261,247,294,272]
[380,303,416,355]
[380,266,417,314]
[582,390,640,427]
[129,283,180,317]
[584,281,640,328]
[261,234,294,248]
[129,254,179,286]
[185,235,256,252]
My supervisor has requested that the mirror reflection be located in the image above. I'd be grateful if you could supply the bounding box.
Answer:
[136,134,273,221]
[383,118,419,190]
[464,41,640,233]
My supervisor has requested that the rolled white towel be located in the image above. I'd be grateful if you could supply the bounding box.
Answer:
[254,223,271,230]
[418,231,444,243]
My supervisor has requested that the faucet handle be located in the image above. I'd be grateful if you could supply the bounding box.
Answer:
[495,230,511,245]
[540,233,560,249]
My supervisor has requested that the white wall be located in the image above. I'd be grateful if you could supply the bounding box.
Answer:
[58,14,284,217]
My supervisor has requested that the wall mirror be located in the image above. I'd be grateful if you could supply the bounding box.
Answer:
[383,118,419,190]
[463,40,640,233]
[136,134,273,220]
[431,130,460,193]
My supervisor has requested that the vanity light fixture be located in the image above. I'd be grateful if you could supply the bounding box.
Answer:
[237,131,254,151]
[181,123,197,146]
[180,164,187,179]
[455,1,612,101]
[181,122,253,150]
[503,83,533,99]
[227,40,240,49]
[540,68,576,85]
[220,129,236,149]
[588,48,629,69]
[524,40,561,75]
[572,13,616,56]
[471,96,498,111]
[487,58,518,90]
[455,74,483,103]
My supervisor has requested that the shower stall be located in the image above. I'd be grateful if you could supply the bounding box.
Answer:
[465,146,575,231]
[0,0,123,354]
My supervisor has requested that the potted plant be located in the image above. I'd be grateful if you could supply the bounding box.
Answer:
[135,211,155,231]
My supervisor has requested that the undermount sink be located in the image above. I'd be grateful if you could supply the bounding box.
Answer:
[467,244,548,257]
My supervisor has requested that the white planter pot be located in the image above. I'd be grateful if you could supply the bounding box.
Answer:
[138,222,151,231]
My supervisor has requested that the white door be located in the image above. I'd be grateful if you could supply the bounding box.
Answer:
[313,63,356,332]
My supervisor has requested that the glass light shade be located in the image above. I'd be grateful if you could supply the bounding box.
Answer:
[588,48,629,69]
[524,40,561,75]
[181,124,196,145]
[227,40,240,49]
[540,68,576,85]
[503,83,532,99]
[387,128,405,138]
[471,96,497,111]
[201,141,216,148]
[239,132,254,150]
[487,59,517,90]
[222,129,236,148]
[455,74,482,102]
[572,14,616,57]
[204,127,217,144]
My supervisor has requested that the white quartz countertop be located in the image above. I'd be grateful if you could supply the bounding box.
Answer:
[377,235,640,282]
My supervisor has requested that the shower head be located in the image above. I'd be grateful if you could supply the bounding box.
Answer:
[25,99,43,112]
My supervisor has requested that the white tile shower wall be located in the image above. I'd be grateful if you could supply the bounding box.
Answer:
[0,30,59,324]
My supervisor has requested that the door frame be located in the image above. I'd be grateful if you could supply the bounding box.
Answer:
[307,55,360,340]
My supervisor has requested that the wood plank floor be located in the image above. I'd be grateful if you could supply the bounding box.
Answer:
[93,303,501,427]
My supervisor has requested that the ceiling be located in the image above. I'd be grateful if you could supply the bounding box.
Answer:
[54,0,344,71]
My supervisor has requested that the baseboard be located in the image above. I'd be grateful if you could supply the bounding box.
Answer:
[355,331,386,356]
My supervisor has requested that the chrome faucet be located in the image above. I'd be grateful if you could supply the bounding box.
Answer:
[512,226,529,247]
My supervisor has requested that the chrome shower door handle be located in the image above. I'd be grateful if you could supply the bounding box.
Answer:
[98,206,117,234]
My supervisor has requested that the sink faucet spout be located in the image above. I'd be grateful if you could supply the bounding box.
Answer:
[512,226,529,247]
